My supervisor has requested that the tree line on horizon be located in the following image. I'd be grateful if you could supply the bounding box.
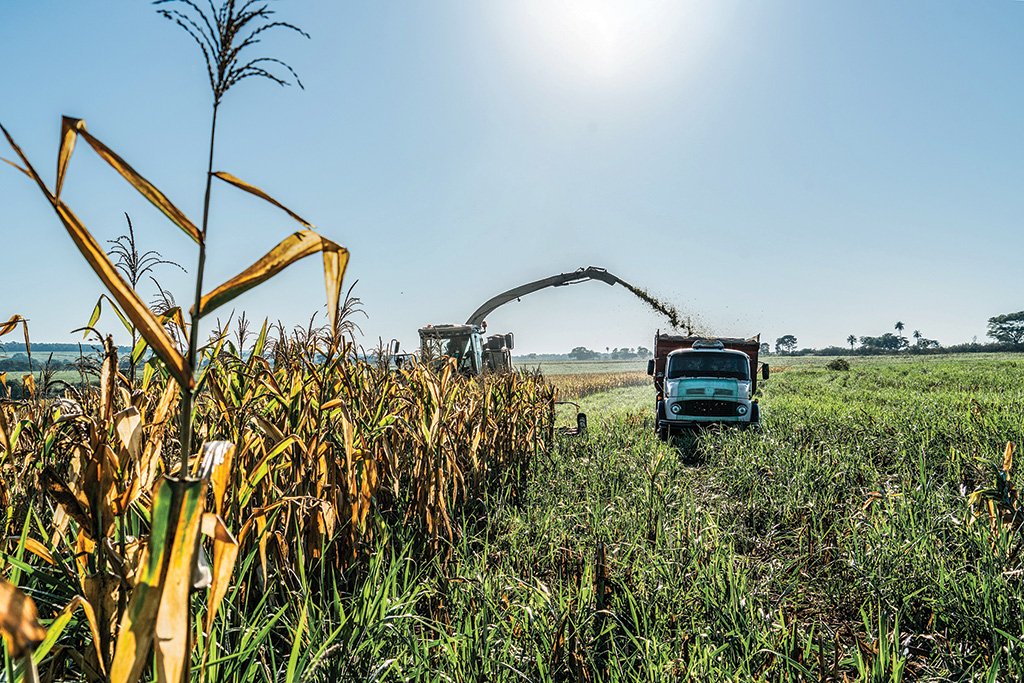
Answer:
[770,311,1024,356]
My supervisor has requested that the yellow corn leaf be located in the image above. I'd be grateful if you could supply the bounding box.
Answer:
[0,123,51,200]
[21,375,35,399]
[0,315,24,337]
[55,116,78,200]
[1,131,193,388]
[110,478,176,683]
[3,122,193,388]
[99,337,117,421]
[119,383,178,513]
[0,579,46,658]
[199,441,235,516]
[321,243,347,334]
[59,117,201,243]
[153,478,206,683]
[1,156,31,179]
[51,200,193,390]
[212,171,313,228]
[200,513,238,633]
[31,595,105,675]
[2,537,54,566]
[1003,442,1015,473]
[196,230,349,333]
[0,404,10,452]
[114,407,143,462]
[38,467,93,535]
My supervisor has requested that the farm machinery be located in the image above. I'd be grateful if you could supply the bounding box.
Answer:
[417,266,626,376]
[647,333,770,440]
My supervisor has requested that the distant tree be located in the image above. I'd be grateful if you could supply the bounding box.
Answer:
[846,334,857,350]
[894,321,905,337]
[636,346,651,357]
[759,342,770,356]
[569,346,601,361]
[860,333,908,351]
[775,335,797,355]
[987,311,1024,344]
[912,330,922,346]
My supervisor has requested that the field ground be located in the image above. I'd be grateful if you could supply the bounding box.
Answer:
[362,353,1024,680]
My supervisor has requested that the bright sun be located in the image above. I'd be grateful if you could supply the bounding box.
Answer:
[497,0,712,91]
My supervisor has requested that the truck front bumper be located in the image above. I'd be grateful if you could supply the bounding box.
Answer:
[659,398,757,432]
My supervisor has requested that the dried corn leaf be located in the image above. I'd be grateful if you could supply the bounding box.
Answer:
[1,123,193,390]
[30,595,105,675]
[39,467,92,535]
[59,117,202,243]
[0,579,46,657]
[196,230,349,334]
[153,478,206,683]
[110,478,176,683]
[213,171,313,228]
[200,513,238,632]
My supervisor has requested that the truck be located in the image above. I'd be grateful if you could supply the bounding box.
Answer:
[418,266,626,376]
[647,333,769,440]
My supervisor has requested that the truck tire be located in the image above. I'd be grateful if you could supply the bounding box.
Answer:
[750,403,761,430]
[657,424,669,442]
[656,401,667,437]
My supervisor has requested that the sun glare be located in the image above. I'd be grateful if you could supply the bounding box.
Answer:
[498,0,714,92]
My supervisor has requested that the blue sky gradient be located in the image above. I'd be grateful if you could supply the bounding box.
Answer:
[1,1,1021,353]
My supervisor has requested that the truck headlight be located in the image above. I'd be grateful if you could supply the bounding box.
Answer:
[736,405,748,416]
[670,402,682,415]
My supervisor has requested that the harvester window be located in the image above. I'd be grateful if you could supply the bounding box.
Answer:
[667,353,749,380]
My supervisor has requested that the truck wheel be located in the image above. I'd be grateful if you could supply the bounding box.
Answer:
[657,424,669,442]
[656,400,666,433]
[750,403,761,430]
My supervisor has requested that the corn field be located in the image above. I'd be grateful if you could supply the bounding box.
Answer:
[0,324,555,681]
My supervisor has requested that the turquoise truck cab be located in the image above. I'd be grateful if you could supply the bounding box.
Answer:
[648,335,768,441]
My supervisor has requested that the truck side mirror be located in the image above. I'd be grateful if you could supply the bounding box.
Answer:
[762,363,770,380]
[647,359,655,376]
[576,412,588,433]
[505,333,514,350]
[389,339,400,356]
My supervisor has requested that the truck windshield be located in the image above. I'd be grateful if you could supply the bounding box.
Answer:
[667,353,749,380]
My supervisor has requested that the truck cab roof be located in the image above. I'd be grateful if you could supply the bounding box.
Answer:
[667,347,751,360]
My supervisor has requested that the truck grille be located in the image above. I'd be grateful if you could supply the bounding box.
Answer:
[684,388,736,397]
[678,400,739,417]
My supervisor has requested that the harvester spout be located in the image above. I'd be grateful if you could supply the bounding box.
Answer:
[464,266,623,327]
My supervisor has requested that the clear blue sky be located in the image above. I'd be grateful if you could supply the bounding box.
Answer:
[1,1,1021,354]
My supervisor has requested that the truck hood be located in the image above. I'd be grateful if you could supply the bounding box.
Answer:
[665,377,750,400]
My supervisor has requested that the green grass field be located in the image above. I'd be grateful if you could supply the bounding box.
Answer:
[207,353,1022,681]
